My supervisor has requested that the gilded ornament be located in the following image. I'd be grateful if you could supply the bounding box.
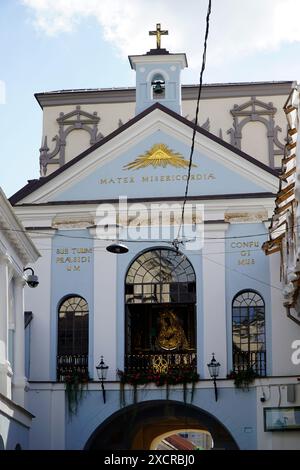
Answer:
[152,355,169,374]
[123,144,197,170]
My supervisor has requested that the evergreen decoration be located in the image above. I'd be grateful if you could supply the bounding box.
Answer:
[117,368,199,406]
[191,379,196,403]
[166,382,170,401]
[227,368,258,390]
[64,370,88,416]
[119,380,126,408]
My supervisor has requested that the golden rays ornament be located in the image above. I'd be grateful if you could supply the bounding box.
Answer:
[123,144,197,170]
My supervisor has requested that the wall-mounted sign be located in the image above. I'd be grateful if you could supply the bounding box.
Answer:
[264,407,300,431]
[98,173,215,185]
[230,239,260,266]
[55,247,93,272]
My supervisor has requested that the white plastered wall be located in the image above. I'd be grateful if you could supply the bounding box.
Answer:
[202,225,228,379]
[24,234,53,381]
[92,236,117,381]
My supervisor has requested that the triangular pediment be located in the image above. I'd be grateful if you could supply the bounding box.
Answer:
[231,96,277,116]
[11,104,279,205]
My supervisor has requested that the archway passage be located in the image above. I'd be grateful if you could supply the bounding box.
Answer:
[85,401,239,450]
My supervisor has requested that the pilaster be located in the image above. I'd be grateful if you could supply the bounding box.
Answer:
[0,255,13,398]
[12,277,27,406]
[202,223,229,379]
[90,228,117,381]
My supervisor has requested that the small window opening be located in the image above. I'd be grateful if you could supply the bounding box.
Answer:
[151,73,165,99]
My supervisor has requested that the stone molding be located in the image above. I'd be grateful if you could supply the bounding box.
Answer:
[40,106,104,176]
[226,96,286,168]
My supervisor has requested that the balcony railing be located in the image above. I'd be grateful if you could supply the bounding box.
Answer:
[125,352,197,373]
[233,350,266,376]
[57,354,89,382]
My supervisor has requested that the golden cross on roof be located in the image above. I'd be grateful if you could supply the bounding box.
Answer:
[149,23,168,49]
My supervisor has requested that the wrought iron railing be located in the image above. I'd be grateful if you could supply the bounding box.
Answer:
[125,352,197,373]
[233,350,266,376]
[56,354,89,382]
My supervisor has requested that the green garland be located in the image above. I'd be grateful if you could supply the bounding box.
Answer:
[227,368,257,390]
[64,371,88,416]
[117,368,199,406]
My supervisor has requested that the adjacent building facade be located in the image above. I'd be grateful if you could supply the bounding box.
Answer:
[9,40,300,450]
[0,188,39,450]
[264,86,300,322]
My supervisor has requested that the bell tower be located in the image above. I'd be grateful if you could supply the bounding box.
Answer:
[129,24,187,116]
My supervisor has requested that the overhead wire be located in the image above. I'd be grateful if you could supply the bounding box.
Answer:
[203,255,282,291]
[0,223,284,242]
[176,0,212,243]
[36,246,265,256]
[34,244,281,292]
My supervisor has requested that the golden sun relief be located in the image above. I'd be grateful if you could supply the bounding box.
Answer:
[123,144,197,170]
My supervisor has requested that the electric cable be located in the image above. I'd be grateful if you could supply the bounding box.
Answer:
[203,254,282,291]
[176,0,212,243]
[0,223,286,242]
[33,244,282,292]
[36,246,266,256]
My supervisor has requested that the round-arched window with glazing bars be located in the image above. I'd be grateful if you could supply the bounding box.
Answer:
[232,290,266,376]
[125,248,196,304]
[57,295,89,381]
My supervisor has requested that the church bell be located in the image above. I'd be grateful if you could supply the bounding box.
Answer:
[152,79,165,95]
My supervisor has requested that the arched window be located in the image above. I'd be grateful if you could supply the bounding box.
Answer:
[125,249,196,372]
[126,248,196,304]
[57,296,89,381]
[232,290,266,376]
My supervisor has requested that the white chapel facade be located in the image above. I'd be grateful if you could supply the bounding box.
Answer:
[8,28,300,450]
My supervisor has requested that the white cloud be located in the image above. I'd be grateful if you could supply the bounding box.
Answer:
[21,0,300,72]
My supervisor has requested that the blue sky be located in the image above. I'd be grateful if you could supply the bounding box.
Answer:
[1,0,300,197]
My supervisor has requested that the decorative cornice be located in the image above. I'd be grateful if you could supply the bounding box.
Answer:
[24,228,57,240]
[204,222,229,232]
[35,88,137,108]
[128,52,188,70]
[0,392,35,423]
[182,81,295,100]
[13,192,277,208]
[0,188,40,264]
[35,81,295,108]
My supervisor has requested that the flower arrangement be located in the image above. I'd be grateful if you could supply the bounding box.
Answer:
[118,368,199,386]
[117,368,200,405]
[64,370,89,416]
[227,368,258,390]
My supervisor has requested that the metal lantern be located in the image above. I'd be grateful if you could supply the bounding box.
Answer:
[207,353,220,402]
[96,356,109,403]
